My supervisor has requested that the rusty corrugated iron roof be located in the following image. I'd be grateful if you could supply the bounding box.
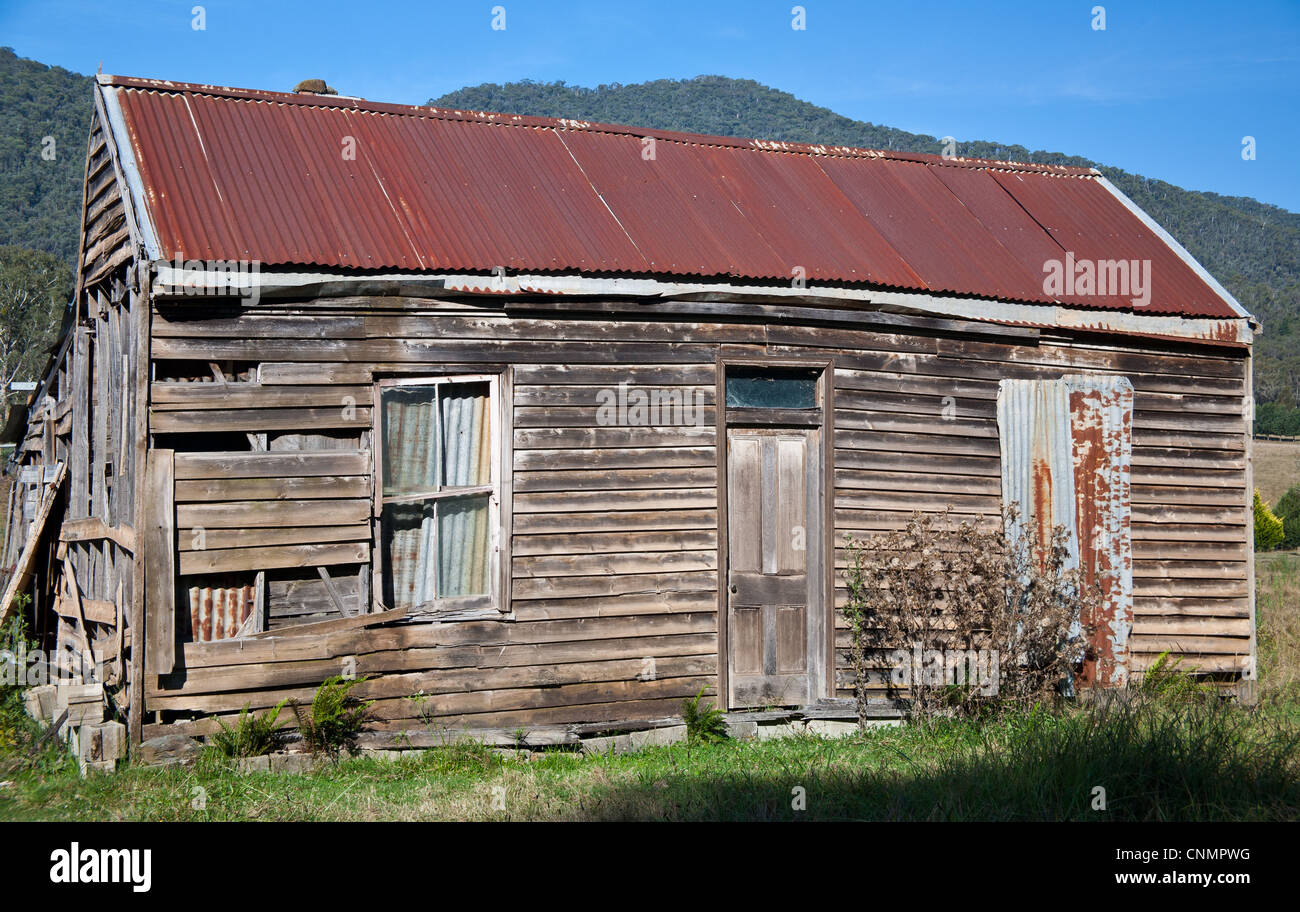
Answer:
[103,75,1238,318]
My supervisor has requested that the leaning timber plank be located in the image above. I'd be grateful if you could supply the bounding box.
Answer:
[346,655,716,706]
[175,628,477,670]
[177,498,369,528]
[174,475,368,503]
[178,541,369,576]
[145,694,697,740]
[0,462,68,626]
[151,641,480,698]
[174,450,368,480]
[59,517,136,552]
[245,604,405,640]
[144,450,177,676]
[148,666,714,716]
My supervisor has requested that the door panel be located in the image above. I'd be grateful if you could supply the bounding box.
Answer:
[726,428,821,708]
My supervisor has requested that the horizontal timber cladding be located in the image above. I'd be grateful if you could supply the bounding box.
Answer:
[145,298,1251,729]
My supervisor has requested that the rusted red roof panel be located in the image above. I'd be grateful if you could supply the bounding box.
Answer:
[107,76,1240,318]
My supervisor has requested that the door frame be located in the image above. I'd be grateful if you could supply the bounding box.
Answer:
[715,353,835,709]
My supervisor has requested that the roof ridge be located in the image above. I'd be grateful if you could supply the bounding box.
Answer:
[98,74,1098,177]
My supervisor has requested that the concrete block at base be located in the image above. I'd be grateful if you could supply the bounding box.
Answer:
[804,720,860,738]
[754,721,800,741]
[725,719,759,740]
[628,725,686,751]
[580,733,634,755]
[270,752,321,774]
[237,756,271,773]
[138,734,202,768]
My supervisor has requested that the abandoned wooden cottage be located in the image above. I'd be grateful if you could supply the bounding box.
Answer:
[0,74,1258,750]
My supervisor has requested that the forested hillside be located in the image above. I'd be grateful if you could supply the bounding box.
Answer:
[1,49,1295,409]
[0,48,92,264]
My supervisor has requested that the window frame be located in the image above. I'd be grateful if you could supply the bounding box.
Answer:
[372,373,507,620]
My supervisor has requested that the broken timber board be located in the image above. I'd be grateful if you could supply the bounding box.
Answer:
[0,461,68,626]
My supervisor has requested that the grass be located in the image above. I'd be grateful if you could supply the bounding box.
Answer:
[0,553,1296,822]
[1256,551,1300,698]
[1253,439,1300,508]
[0,697,1295,821]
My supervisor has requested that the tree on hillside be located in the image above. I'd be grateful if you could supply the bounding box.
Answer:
[0,245,72,387]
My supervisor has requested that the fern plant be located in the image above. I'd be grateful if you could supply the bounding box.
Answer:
[682,687,728,744]
[1138,652,1212,704]
[210,699,288,758]
[293,676,374,758]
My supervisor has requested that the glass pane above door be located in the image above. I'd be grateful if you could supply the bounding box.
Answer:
[725,367,819,410]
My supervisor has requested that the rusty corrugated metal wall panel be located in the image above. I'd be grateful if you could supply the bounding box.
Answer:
[997,376,1134,687]
[188,585,255,642]
[1066,375,1134,686]
[997,379,1080,570]
[106,77,1240,318]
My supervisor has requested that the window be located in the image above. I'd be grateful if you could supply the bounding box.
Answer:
[377,375,502,615]
[725,366,819,410]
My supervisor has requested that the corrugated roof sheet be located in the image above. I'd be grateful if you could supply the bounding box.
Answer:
[105,75,1237,318]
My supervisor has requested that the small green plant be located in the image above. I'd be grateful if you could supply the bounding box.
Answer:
[1137,652,1213,703]
[293,676,374,758]
[682,687,728,744]
[1,602,37,758]
[209,699,288,758]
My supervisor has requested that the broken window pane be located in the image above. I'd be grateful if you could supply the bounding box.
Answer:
[726,367,818,409]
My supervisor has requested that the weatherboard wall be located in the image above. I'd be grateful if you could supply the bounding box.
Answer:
[138,296,1252,737]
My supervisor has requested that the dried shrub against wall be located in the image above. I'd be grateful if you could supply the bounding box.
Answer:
[842,507,1098,724]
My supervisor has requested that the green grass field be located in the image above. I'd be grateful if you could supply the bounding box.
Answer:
[2,554,1297,822]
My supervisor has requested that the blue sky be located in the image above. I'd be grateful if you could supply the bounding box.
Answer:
[3,0,1298,211]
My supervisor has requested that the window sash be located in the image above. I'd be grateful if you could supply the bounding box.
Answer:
[375,374,501,615]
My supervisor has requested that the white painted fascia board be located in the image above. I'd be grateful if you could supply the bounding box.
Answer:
[148,262,1252,346]
[98,79,163,261]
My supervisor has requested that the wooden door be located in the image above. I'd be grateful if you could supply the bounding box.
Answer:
[726,428,822,708]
